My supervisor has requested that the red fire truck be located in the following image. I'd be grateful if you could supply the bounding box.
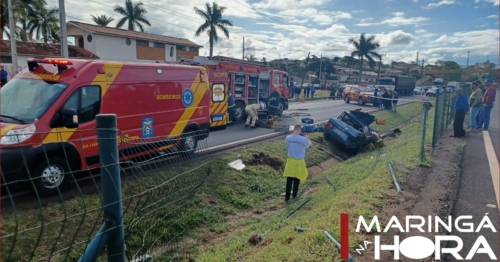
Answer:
[194,56,291,121]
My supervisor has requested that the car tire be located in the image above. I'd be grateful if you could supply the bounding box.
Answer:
[344,96,350,104]
[358,98,364,106]
[32,156,69,197]
[179,129,198,156]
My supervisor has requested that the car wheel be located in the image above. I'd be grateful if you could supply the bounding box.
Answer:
[358,98,364,106]
[32,157,69,197]
[344,96,350,104]
[179,130,198,156]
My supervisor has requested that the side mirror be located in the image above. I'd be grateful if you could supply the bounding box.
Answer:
[62,108,79,129]
[376,119,386,125]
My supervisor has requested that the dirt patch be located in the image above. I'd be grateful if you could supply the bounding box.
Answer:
[248,152,284,171]
[354,129,465,262]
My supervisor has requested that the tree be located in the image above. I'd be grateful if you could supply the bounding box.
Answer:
[441,61,461,81]
[333,56,341,63]
[27,2,60,43]
[245,54,257,62]
[114,0,151,32]
[194,2,233,57]
[261,57,267,65]
[91,14,114,26]
[307,59,335,78]
[348,33,382,82]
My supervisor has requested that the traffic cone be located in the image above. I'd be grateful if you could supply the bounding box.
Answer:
[301,93,305,103]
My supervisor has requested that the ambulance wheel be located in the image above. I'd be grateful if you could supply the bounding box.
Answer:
[234,101,245,121]
[344,96,350,103]
[32,156,69,197]
[180,130,198,155]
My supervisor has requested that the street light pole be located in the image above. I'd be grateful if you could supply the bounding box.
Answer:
[7,0,19,74]
[59,0,69,58]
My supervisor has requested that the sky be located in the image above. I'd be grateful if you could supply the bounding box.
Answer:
[48,0,499,66]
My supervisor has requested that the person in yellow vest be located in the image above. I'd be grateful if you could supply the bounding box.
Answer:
[245,103,262,128]
[227,88,235,125]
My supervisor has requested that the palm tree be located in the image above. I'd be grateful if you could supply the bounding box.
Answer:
[245,54,257,62]
[27,2,60,43]
[261,57,267,65]
[2,0,39,40]
[194,2,233,57]
[114,0,151,32]
[91,14,114,26]
[348,33,382,83]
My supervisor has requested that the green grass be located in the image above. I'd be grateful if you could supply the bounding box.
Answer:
[1,102,427,262]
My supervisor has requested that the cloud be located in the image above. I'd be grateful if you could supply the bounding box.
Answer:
[276,8,352,25]
[377,30,417,48]
[482,0,499,5]
[355,12,429,27]
[422,0,456,9]
[251,0,332,10]
[487,15,498,18]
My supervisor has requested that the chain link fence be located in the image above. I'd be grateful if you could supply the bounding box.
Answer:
[1,115,212,262]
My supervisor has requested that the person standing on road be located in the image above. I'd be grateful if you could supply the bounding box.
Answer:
[245,103,262,128]
[372,88,379,108]
[468,81,483,132]
[305,84,310,98]
[452,88,469,137]
[283,125,312,202]
[1,66,8,87]
[310,85,316,99]
[478,78,496,131]
[392,90,399,112]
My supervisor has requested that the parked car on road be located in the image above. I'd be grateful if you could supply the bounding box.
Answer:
[426,87,440,97]
[342,85,376,106]
[413,86,425,95]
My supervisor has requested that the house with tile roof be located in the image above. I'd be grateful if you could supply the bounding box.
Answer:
[66,21,203,63]
[1,40,99,80]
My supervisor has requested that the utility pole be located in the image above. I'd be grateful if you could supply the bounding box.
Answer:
[7,0,19,74]
[319,54,323,84]
[242,37,245,60]
[416,51,419,65]
[59,0,68,58]
[466,51,470,67]
[300,52,310,88]
[376,54,384,84]
[421,58,424,77]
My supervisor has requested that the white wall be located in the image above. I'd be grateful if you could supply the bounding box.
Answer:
[67,25,177,63]
[2,55,30,80]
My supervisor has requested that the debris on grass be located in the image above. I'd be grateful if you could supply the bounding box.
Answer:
[228,159,246,170]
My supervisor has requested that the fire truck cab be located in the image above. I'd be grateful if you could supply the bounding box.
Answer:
[194,56,290,122]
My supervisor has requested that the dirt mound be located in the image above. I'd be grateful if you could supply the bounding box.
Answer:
[248,152,283,171]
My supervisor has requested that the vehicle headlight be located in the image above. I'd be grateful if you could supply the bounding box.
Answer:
[0,124,36,145]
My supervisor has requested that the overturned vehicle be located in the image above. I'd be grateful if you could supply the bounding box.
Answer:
[323,110,393,154]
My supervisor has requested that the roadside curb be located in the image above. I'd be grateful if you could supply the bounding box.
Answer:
[443,130,467,253]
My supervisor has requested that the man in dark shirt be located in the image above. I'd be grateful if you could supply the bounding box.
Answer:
[452,88,469,137]
[478,78,496,130]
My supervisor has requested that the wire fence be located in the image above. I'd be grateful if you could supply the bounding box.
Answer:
[1,114,212,262]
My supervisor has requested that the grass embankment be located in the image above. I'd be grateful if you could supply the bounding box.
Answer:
[196,102,433,261]
[289,90,333,103]
[1,102,426,262]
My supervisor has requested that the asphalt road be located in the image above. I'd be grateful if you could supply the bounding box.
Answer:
[204,96,423,149]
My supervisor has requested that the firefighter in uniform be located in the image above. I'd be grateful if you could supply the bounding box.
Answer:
[268,90,281,117]
[245,103,262,128]
[227,88,235,125]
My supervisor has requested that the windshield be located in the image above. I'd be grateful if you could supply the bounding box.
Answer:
[1,78,69,123]
[360,87,375,92]
[378,79,394,85]
[433,81,443,86]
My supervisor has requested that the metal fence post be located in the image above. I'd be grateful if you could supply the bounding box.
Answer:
[440,91,447,137]
[78,114,126,262]
[420,102,432,162]
[432,91,440,148]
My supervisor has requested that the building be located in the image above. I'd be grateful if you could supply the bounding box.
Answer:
[66,21,203,63]
[1,40,99,80]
